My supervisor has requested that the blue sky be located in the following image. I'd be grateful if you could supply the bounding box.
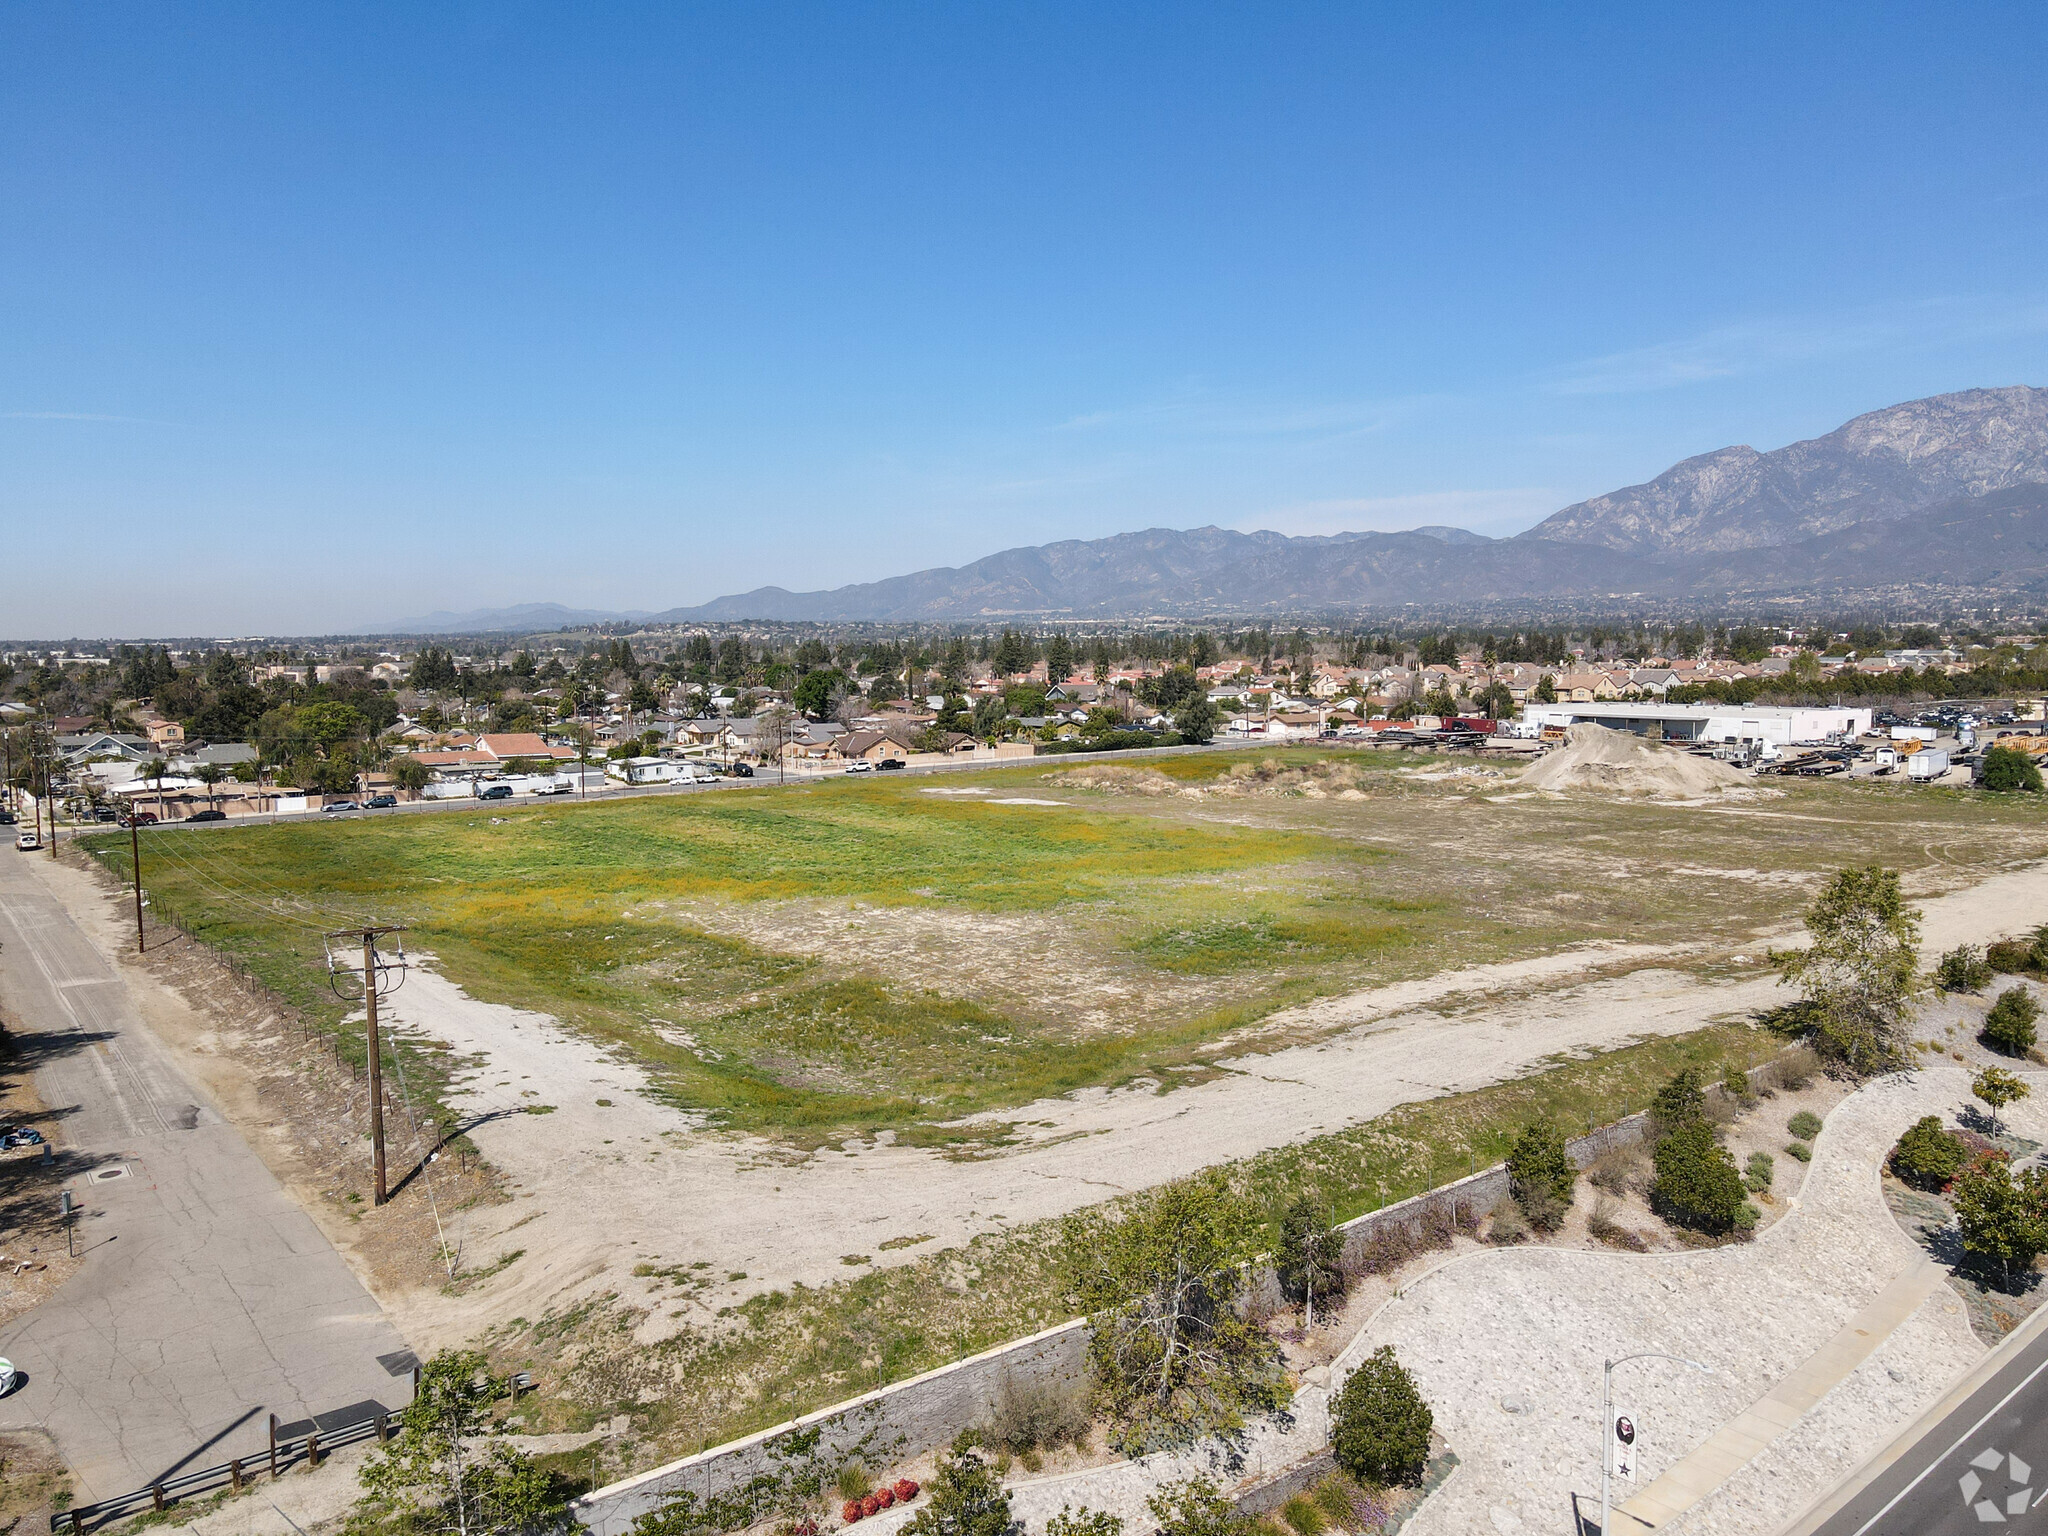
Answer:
[5,3,2045,636]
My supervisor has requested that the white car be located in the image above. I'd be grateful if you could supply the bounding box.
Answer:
[15,831,40,851]
[843,761,875,774]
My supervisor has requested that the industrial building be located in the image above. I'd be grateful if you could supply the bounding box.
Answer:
[1519,701,1873,747]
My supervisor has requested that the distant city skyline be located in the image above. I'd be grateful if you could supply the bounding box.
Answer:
[6,3,2046,635]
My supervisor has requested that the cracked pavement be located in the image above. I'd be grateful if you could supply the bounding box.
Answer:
[0,850,413,1502]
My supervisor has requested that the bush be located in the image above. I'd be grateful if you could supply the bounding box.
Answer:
[1045,1509,1120,1536]
[904,1442,1019,1536]
[1981,746,2045,793]
[1788,1110,1823,1141]
[1984,988,2042,1057]
[1650,1069,1708,1134]
[1937,945,1995,994]
[1952,1158,2048,1291]
[1786,1139,1813,1162]
[1505,1122,1575,1232]
[1889,1116,1967,1191]
[1279,1495,1325,1536]
[988,1378,1090,1455]
[837,1465,872,1502]
[1587,1145,1650,1197]
[1720,1063,1754,1102]
[1485,1195,1528,1245]
[1768,1046,1821,1093]
[1330,1346,1434,1488]
[1310,1475,1386,1531]
[1145,1479,1253,1536]
[1745,1152,1775,1193]
[1988,937,2042,977]
[1650,1122,1749,1234]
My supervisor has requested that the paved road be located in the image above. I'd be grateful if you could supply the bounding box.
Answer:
[1803,1311,2048,1534]
[0,848,414,1502]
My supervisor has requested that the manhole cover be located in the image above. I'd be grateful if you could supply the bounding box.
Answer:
[87,1166,130,1184]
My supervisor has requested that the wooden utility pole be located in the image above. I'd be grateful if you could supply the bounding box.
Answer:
[130,811,145,952]
[330,925,408,1206]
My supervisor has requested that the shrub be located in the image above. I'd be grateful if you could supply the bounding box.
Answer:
[1988,938,2040,976]
[988,1378,1090,1454]
[1650,1068,1708,1134]
[1505,1122,1575,1231]
[1981,746,2045,793]
[1720,1063,1755,1102]
[1768,1046,1821,1093]
[1889,1116,1966,1191]
[837,1466,872,1502]
[1145,1479,1253,1536]
[1937,945,1995,994]
[1310,1474,1386,1531]
[1745,1152,1775,1192]
[1275,1193,1346,1326]
[904,1442,1019,1536]
[1044,1508,1119,1536]
[1587,1195,1645,1251]
[1330,1346,1434,1488]
[896,1482,921,1503]
[1983,988,2042,1057]
[1279,1495,1326,1536]
[1788,1110,1823,1141]
[1650,1122,1749,1234]
[1486,1195,1528,1245]
[1587,1145,1650,1197]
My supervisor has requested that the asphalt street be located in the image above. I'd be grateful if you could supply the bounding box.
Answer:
[1808,1312,2048,1534]
[0,847,414,1502]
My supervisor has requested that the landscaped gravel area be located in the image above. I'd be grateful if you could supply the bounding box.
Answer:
[837,1064,2027,1536]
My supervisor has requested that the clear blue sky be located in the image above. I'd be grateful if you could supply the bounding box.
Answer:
[6,3,2045,636]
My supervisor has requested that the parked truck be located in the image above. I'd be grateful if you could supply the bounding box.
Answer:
[1906,748,1952,782]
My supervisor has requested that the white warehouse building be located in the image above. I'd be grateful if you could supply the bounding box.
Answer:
[1519,701,1873,747]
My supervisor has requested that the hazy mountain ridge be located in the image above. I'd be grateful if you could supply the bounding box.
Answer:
[1524,385,2048,555]
[371,386,2048,630]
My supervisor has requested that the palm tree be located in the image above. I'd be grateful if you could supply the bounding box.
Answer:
[196,761,225,811]
[141,757,169,821]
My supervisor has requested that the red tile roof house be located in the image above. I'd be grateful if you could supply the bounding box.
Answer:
[475,732,575,762]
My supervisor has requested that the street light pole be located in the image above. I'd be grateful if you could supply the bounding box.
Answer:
[1600,1351,1711,1536]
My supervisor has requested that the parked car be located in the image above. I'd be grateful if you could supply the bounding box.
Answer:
[322,800,362,813]
[843,760,875,774]
[476,784,514,801]
[364,794,399,808]
[15,831,40,851]
[186,809,227,822]
[118,811,158,828]
[877,759,906,771]
[727,762,754,777]
[529,781,572,796]
[92,806,118,822]
[0,810,13,825]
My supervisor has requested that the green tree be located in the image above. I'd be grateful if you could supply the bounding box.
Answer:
[1532,674,1558,704]
[1174,696,1221,745]
[1045,635,1075,685]
[1045,1508,1123,1536]
[1330,1346,1434,1488]
[295,700,371,750]
[1650,1122,1750,1234]
[1062,1171,1285,1453]
[1983,988,2041,1057]
[1981,746,2045,793]
[1936,944,1994,994]
[1973,1066,2031,1137]
[1889,1116,1966,1191]
[1144,1480,1251,1536]
[1474,681,1515,719]
[1775,864,1922,1075]
[792,668,846,719]
[1275,1194,1344,1330]
[195,761,225,809]
[390,756,431,798]
[1649,1067,1707,1135]
[1506,1121,1576,1232]
[903,1440,1019,1536]
[344,1349,568,1536]
[1952,1158,2048,1290]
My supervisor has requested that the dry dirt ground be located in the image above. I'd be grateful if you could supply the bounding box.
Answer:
[0,1009,80,1333]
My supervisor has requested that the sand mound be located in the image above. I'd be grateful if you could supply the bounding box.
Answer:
[1517,724,1752,799]
[1046,764,1185,795]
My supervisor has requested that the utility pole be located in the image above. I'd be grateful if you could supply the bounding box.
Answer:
[130,811,145,952]
[327,925,409,1206]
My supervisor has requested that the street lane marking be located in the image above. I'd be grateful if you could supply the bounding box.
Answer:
[1849,1351,2048,1535]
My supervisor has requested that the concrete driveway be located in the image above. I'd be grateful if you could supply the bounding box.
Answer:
[0,849,415,1503]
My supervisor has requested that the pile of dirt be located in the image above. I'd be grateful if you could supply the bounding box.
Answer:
[1045,765,1187,796]
[1517,724,1753,799]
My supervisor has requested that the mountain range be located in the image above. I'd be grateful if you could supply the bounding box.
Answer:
[374,385,2048,631]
